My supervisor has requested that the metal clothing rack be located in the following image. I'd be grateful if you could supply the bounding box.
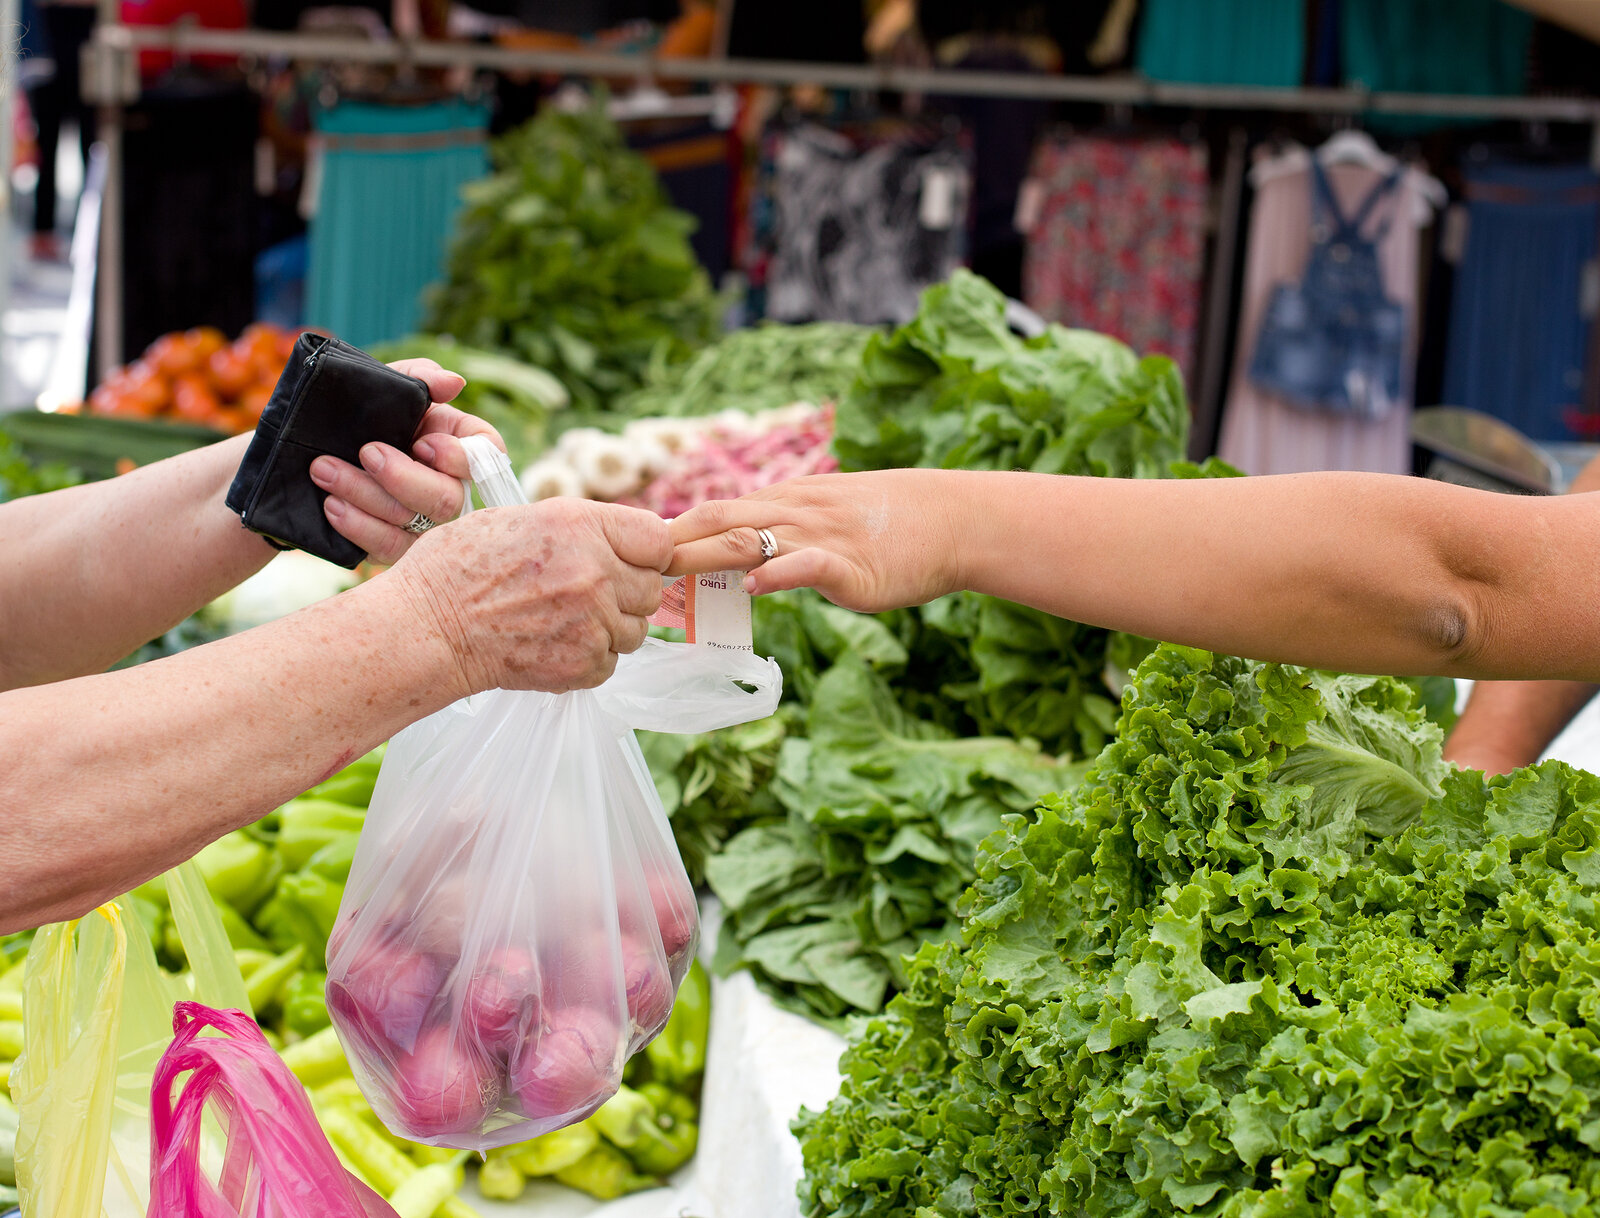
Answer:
[79,16,1600,377]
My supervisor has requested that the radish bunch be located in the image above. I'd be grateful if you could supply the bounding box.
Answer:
[519,402,837,513]
[326,863,698,1148]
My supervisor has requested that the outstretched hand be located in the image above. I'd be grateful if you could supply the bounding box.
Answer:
[665,470,965,614]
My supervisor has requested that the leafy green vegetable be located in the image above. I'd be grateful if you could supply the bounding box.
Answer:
[707,656,1084,1024]
[615,321,872,419]
[796,646,1600,1218]
[834,269,1187,479]
[423,101,723,411]
[641,708,797,888]
[0,426,81,502]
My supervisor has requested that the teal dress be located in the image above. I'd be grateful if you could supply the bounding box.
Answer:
[1342,0,1532,131]
[1136,0,1305,88]
[306,98,490,349]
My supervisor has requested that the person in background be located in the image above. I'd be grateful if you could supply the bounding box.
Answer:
[1440,453,1600,773]
[23,0,96,261]
[0,359,667,933]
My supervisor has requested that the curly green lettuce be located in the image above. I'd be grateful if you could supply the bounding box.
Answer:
[797,646,1600,1218]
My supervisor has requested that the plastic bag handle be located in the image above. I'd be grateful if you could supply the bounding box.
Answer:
[460,435,529,510]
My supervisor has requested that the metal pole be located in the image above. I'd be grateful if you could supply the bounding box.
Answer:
[90,14,128,382]
[107,25,1600,127]
[0,0,18,386]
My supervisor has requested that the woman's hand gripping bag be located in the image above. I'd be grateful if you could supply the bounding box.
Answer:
[326,436,780,1151]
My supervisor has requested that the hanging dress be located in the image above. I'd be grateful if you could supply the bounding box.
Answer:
[1217,154,1436,475]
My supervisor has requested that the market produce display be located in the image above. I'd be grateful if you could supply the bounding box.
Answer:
[27,746,712,1211]
[614,321,872,420]
[795,645,1600,1217]
[833,268,1187,480]
[422,103,723,412]
[666,273,1226,1025]
[0,427,79,501]
[67,322,299,434]
[520,402,835,514]
[706,655,1085,1023]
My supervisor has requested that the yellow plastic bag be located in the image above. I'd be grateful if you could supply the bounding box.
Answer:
[9,860,251,1217]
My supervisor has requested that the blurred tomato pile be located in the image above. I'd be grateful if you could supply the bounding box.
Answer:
[66,323,304,434]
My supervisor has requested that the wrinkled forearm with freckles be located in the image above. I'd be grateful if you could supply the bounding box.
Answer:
[0,433,276,689]
[0,574,463,932]
[949,471,1600,681]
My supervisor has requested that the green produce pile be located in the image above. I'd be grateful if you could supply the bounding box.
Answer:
[796,645,1600,1218]
[663,273,1229,1025]
[705,656,1083,1023]
[423,102,723,412]
[615,321,873,418]
[7,748,711,1212]
[833,269,1187,480]
[0,425,81,501]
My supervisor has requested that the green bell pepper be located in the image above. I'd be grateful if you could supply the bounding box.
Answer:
[259,869,344,964]
[277,799,366,871]
[504,1121,599,1176]
[592,1084,698,1177]
[553,1142,659,1200]
[194,831,281,915]
[304,750,382,807]
[284,969,331,1035]
[245,944,305,1014]
[477,1155,526,1201]
[306,835,360,885]
[644,960,710,1085]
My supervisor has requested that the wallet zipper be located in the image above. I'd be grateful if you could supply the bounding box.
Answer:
[242,340,332,522]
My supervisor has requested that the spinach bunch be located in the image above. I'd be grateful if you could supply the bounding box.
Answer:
[424,103,723,411]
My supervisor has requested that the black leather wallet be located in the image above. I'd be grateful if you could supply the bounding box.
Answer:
[226,333,432,568]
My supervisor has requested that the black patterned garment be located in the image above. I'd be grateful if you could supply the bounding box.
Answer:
[757,122,972,326]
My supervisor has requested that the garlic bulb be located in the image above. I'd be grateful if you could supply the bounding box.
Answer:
[519,459,585,501]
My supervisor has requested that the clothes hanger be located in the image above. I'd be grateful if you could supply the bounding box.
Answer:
[1251,128,1446,212]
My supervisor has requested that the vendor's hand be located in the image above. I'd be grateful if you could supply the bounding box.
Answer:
[312,358,509,565]
[390,497,672,695]
[666,470,964,614]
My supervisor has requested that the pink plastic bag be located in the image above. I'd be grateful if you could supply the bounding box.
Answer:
[148,1002,397,1218]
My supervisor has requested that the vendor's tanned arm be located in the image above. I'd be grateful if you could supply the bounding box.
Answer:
[668,469,1600,682]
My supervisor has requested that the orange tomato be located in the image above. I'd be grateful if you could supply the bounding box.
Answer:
[208,347,255,400]
[211,405,252,435]
[238,384,272,422]
[114,457,138,476]
[122,363,171,418]
[147,332,205,379]
[187,326,226,361]
[238,323,284,365]
[87,385,120,415]
[173,374,222,424]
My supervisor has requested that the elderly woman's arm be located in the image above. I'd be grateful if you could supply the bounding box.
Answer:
[667,468,1600,682]
[0,359,478,691]
[0,494,670,932]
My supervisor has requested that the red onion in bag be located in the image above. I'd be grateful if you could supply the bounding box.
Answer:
[461,946,541,1058]
[392,1024,501,1139]
[326,940,446,1056]
[506,1006,622,1123]
[621,933,673,1037]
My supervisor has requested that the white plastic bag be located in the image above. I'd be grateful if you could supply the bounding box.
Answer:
[327,437,779,1151]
